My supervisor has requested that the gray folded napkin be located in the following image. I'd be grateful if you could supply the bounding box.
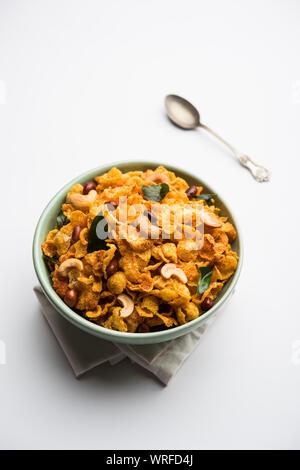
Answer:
[34,286,216,385]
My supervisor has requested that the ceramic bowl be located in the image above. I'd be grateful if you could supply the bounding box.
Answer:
[33,161,243,344]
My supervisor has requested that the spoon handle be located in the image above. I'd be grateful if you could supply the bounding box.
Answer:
[199,123,270,182]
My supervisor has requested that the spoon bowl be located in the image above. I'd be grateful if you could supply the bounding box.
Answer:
[165,94,200,129]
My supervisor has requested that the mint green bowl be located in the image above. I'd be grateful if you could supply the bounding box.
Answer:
[33,161,243,344]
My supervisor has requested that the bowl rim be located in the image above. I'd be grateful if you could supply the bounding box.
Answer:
[33,160,243,344]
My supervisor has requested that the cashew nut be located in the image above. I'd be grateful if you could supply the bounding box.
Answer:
[201,210,222,228]
[117,294,134,318]
[145,170,170,184]
[68,190,97,210]
[161,263,187,284]
[58,258,84,278]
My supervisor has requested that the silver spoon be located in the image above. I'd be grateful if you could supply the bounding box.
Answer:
[165,94,270,182]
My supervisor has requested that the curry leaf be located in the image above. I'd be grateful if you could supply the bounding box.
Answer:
[87,212,109,253]
[56,210,70,229]
[43,255,59,271]
[43,254,58,264]
[197,266,213,295]
[193,194,215,206]
[141,183,169,202]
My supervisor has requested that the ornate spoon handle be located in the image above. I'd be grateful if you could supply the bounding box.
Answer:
[199,123,270,182]
[235,153,270,182]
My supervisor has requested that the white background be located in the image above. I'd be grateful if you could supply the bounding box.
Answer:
[0,0,300,450]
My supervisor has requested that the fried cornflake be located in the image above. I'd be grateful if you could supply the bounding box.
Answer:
[155,313,177,328]
[143,260,162,272]
[60,223,74,237]
[46,229,59,241]
[127,272,154,292]
[61,203,73,220]
[216,254,238,280]
[76,288,101,311]
[199,281,224,305]
[53,230,71,256]
[42,166,239,332]
[79,227,89,245]
[126,231,151,253]
[141,295,159,313]
[179,261,199,282]
[85,305,105,320]
[69,210,88,228]
[198,234,216,262]
[211,265,223,283]
[85,250,105,277]
[51,266,69,298]
[135,295,159,318]
[77,274,94,286]
[183,302,200,321]
[152,277,191,307]
[151,287,178,302]
[100,306,128,332]
[177,240,198,262]
[92,279,103,293]
[135,249,151,270]
[95,167,126,189]
[161,243,177,263]
[68,183,84,194]
[125,310,140,332]
[73,240,87,258]
[175,307,187,325]
[136,305,154,318]
[222,222,237,242]
[42,240,57,258]
[171,177,189,192]
[213,231,229,254]
[151,243,177,263]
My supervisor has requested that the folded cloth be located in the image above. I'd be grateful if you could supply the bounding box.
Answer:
[34,286,216,385]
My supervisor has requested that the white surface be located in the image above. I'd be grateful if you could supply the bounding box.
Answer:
[0,0,299,450]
